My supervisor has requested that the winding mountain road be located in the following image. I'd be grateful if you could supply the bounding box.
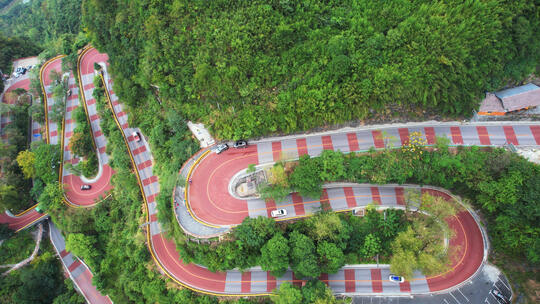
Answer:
[2,47,538,300]
[0,62,47,232]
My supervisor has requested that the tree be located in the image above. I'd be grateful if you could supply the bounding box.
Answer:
[48,98,66,123]
[271,282,303,304]
[234,217,278,249]
[38,182,65,213]
[259,233,290,277]
[289,231,320,279]
[28,103,45,125]
[0,185,19,212]
[289,155,322,198]
[16,150,35,179]
[32,143,61,185]
[0,223,14,241]
[0,33,41,73]
[361,234,381,259]
[63,162,83,176]
[389,248,416,280]
[234,217,278,267]
[68,132,94,158]
[305,212,350,246]
[12,252,65,304]
[258,184,291,203]
[65,233,99,269]
[302,280,343,304]
[317,241,345,274]
[318,150,345,182]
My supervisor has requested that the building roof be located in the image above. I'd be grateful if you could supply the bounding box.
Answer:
[495,83,540,112]
[478,92,505,115]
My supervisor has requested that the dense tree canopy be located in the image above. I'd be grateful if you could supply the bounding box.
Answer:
[83,0,540,139]
[0,33,41,74]
[0,0,82,48]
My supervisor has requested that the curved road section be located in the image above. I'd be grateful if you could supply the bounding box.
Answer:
[41,54,113,303]
[41,54,114,206]
[0,62,47,231]
[90,37,535,296]
[177,123,539,295]
[6,48,537,298]
[1,55,112,303]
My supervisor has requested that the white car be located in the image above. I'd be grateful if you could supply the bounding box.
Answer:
[132,131,141,142]
[215,143,229,154]
[271,209,287,217]
[388,275,404,283]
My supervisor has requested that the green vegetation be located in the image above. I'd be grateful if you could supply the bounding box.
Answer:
[0,228,34,264]
[0,0,13,11]
[0,0,82,55]
[255,138,539,282]
[0,0,85,90]
[390,192,457,279]
[66,104,98,178]
[178,209,408,278]
[272,281,348,304]
[0,89,33,213]
[0,33,41,83]
[83,0,540,139]
[46,70,67,123]
[0,241,85,304]
[36,75,258,303]
[0,223,13,241]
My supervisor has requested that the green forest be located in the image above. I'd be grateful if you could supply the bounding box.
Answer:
[1,0,540,303]
[83,0,540,138]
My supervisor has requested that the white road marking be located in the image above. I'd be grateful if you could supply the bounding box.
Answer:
[488,292,499,303]
[449,292,461,304]
[497,278,511,292]
[493,284,503,294]
[457,288,469,302]
[443,298,450,304]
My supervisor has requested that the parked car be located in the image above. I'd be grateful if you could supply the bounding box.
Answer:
[132,131,141,142]
[271,209,287,217]
[491,289,509,304]
[81,184,92,190]
[216,143,229,154]
[233,140,248,148]
[352,208,364,216]
[388,275,404,283]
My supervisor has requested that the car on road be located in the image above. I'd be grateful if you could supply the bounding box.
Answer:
[132,131,141,142]
[271,209,287,217]
[233,140,247,148]
[216,143,229,154]
[491,289,509,304]
[352,208,364,216]
[81,184,92,190]
[388,275,405,283]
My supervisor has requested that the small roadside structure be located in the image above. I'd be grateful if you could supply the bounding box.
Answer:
[187,121,215,148]
[478,83,540,116]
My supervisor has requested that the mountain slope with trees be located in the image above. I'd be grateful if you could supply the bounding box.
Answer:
[83,0,540,139]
